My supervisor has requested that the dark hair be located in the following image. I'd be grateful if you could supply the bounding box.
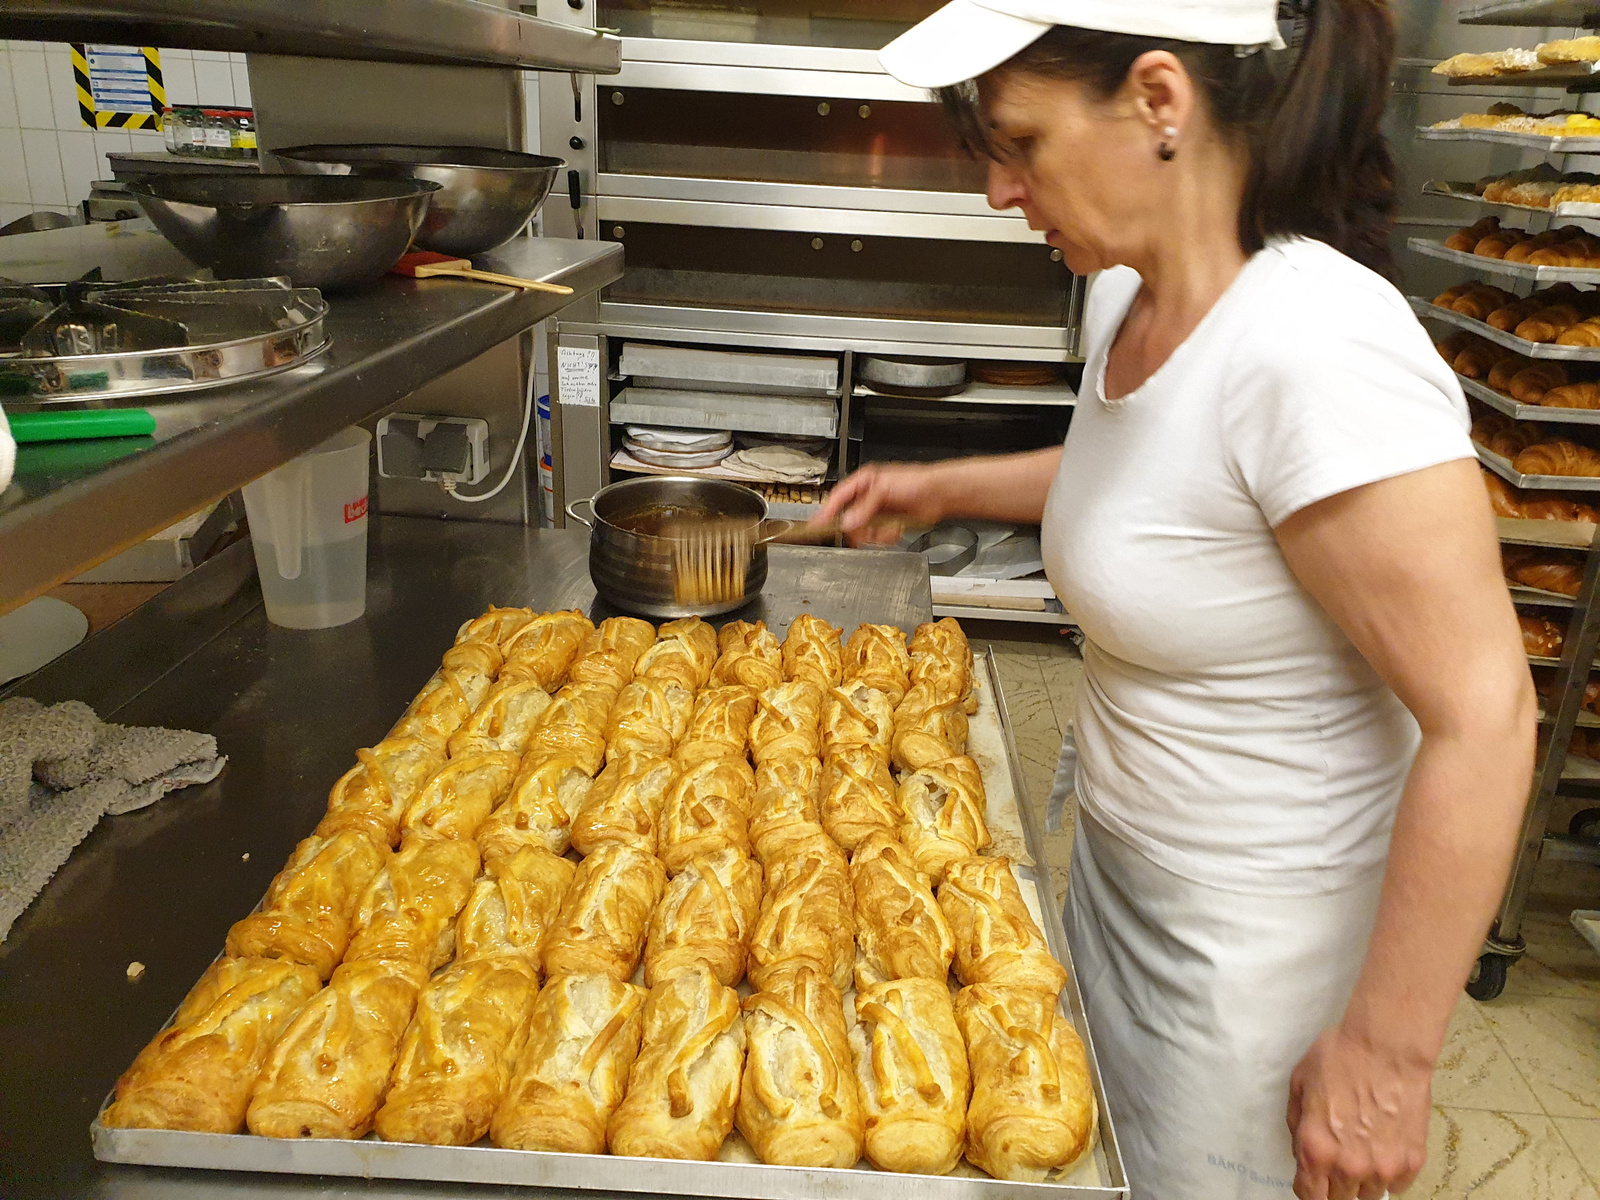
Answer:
[939,0,1397,276]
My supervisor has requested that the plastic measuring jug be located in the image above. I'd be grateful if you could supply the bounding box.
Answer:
[241,427,371,629]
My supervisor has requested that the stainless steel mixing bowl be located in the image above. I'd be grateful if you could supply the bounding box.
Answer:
[127,175,440,290]
[273,145,564,257]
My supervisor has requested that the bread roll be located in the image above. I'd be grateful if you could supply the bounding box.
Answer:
[635,616,720,691]
[315,736,446,848]
[748,836,854,992]
[399,750,521,843]
[454,844,576,969]
[658,757,756,873]
[605,678,694,762]
[749,680,824,766]
[446,679,553,759]
[842,623,911,706]
[676,685,760,769]
[819,745,901,853]
[938,856,1068,996]
[781,613,843,690]
[568,616,657,692]
[344,838,480,972]
[477,751,589,862]
[851,832,956,989]
[644,847,764,987]
[542,842,667,982]
[499,610,594,691]
[710,620,784,692]
[570,752,678,856]
[898,755,992,884]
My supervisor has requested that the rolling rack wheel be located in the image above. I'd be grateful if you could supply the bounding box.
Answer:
[1570,808,1600,845]
[1467,953,1511,1002]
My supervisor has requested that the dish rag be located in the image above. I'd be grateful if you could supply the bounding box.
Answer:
[0,697,225,941]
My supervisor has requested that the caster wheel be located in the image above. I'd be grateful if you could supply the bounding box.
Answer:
[1466,953,1510,1001]
[1570,807,1600,844]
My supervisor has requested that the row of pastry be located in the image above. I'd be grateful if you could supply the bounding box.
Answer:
[1472,408,1600,480]
[1445,216,1600,268]
[1433,281,1600,348]
[1458,164,1600,211]
[1431,105,1600,139]
[1433,36,1600,78]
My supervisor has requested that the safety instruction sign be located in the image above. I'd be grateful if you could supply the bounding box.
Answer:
[71,43,164,131]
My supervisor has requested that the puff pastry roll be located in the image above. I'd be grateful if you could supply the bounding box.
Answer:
[605,678,693,762]
[103,956,322,1133]
[542,841,667,981]
[455,845,576,968]
[938,856,1067,996]
[782,613,843,690]
[606,967,747,1162]
[819,745,901,853]
[820,682,894,762]
[390,642,503,748]
[499,609,594,691]
[454,605,536,649]
[398,750,521,843]
[736,962,863,1168]
[842,623,911,706]
[644,847,764,987]
[570,752,678,856]
[675,685,760,769]
[635,616,720,691]
[373,957,540,1146]
[909,618,975,713]
[749,680,823,766]
[446,679,553,759]
[344,838,480,972]
[523,681,619,777]
[748,836,854,992]
[710,620,784,692]
[849,977,970,1175]
[246,958,428,1139]
[750,757,828,866]
[890,681,970,774]
[898,755,991,884]
[476,751,589,861]
[658,756,756,874]
[850,832,955,989]
[226,831,387,980]
[316,736,446,848]
[567,616,657,692]
[956,983,1095,1182]
[492,972,647,1154]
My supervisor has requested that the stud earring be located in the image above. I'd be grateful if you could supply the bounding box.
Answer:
[1158,124,1178,162]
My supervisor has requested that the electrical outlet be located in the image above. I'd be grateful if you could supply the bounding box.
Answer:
[377,414,490,485]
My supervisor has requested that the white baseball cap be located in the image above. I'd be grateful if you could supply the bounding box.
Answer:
[879,0,1287,89]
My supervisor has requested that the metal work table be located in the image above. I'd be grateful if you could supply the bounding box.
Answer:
[0,518,931,1200]
[0,223,624,610]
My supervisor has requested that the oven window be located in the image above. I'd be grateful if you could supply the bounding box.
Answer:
[597,1,943,48]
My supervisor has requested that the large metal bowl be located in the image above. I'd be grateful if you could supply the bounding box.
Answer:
[127,175,440,290]
[273,145,564,257]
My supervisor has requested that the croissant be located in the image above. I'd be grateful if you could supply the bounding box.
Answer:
[454,844,576,969]
[454,605,536,649]
[1445,218,1497,252]
[1516,305,1583,343]
[1557,319,1600,348]
[749,757,828,865]
[398,750,522,843]
[475,751,589,862]
[842,623,911,706]
[1513,438,1600,477]
[390,642,502,748]
[1482,469,1524,518]
[710,620,785,692]
[819,745,901,853]
[570,752,678,856]
[890,682,970,773]
[103,957,321,1133]
[499,609,593,691]
[748,836,855,992]
[658,756,757,873]
[898,755,992,884]
[782,613,844,689]
[315,736,446,848]
[644,847,764,987]
[1433,285,1474,311]
[1517,494,1600,523]
[850,832,956,989]
[1540,381,1600,409]
[446,679,553,759]
[567,616,657,692]
[1520,614,1566,658]
[1508,362,1569,402]
[1453,338,1512,380]
[344,838,480,972]
[676,685,759,769]
[1486,300,1542,334]
[1511,556,1586,596]
[635,616,720,692]
[749,680,824,766]
[1471,234,1523,262]
[1502,230,1559,262]
[938,856,1068,996]
[820,681,895,761]
[542,841,667,982]
[604,678,693,762]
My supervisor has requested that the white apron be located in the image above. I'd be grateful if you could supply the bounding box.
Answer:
[1055,742,1386,1200]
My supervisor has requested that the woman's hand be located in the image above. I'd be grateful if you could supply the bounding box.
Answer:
[1287,1024,1431,1199]
[812,462,950,544]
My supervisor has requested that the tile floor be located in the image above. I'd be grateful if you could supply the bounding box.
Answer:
[977,622,1600,1200]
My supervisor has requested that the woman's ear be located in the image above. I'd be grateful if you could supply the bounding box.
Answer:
[1123,50,1196,141]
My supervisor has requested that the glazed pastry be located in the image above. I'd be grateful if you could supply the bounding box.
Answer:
[225,831,387,980]
[819,745,902,853]
[246,958,428,1139]
[523,681,620,777]
[390,642,503,748]
[1521,614,1566,659]
[848,977,970,1176]
[1538,34,1600,64]
[1541,381,1600,409]
[398,751,522,843]
[1452,284,1515,322]
[446,679,553,759]
[644,848,765,987]
[1486,298,1542,334]
[938,856,1068,996]
[1516,304,1583,343]
[710,620,785,692]
[635,616,720,691]
[781,613,843,690]
[749,680,824,766]
[676,685,760,768]
[910,617,975,713]
[569,752,678,856]
[1557,318,1600,348]
[498,609,594,691]
[750,757,828,865]
[1482,468,1523,517]
[568,616,658,692]
[736,962,863,1168]
[850,832,956,989]
[1513,437,1600,477]
[542,841,667,981]
[454,605,536,649]
[1507,361,1569,402]
[454,845,576,968]
[491,972,647,1154]
[373,957,540,1146]
[842,623,911,706]
[748,836,855,992]
[890,682,970,774]
[658,756,756,874]
[820,682,894,761]
[476,751,590,861]
[315,736,446,848]
[103,956,322,1133]
[1453,337,1512,379]
[343,838,480,972]
[898,755,992,884]
[957,984,1096,1182]
[604,678,693,762]
[1509,553,1586,596]
[606,967,747,1162]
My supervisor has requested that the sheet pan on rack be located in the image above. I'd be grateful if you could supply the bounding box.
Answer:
[1462,375,1600,427]
[1411,297,1600,362]
[1423,180,1600,221]
[1409,237,1600,285]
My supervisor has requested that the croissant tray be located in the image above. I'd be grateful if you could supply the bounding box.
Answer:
[1412,295,1600,362]
[1459,374,1600,428]
[1409,236,1600,284]
[1422,179,1600,219]
[1478,443,1600,492]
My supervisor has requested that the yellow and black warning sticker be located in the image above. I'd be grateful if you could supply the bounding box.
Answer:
[71,44,164,130]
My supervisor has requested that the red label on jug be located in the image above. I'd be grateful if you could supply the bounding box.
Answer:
[345,496,368,524]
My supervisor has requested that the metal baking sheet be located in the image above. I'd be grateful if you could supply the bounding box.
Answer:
[1421,180,1600,220]
[1462,374,1600,426]
[1409,237,1600,283]
[1410,297,1600,362]
[1497,515,1599,548]
[619,342,840,395]
[1477,444,1600,491]
[90,647,1130,1199]
[1417,125,1600,154]
[1513,583,1577,607]
[611,386,840,437]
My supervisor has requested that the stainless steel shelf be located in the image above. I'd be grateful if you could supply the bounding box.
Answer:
[1460,0,1600,25]
[1409,236,1600,282]
[853,382,1078,407]
[1417,124,1600,153]
[1445,62,1600,89]
[1462,375,1600,426]
[1422,180,1600,219]
[612,57,923,102]
[597,194,1042,245]
[1410,296,1600,361]
[1515,584,1578,605]
[600,174,1020,222]
[1479,444,1600,490]
[1498,515,1600,547]
[0,222,623,611]
[0,0,621,72]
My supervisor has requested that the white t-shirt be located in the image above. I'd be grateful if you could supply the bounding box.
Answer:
[1041,238,1475,896]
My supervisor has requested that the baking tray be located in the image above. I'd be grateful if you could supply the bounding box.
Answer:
[1410,296,1600,361]
[1461,374,1600,425]
[1498,515,1599,547]
[1477,443,1600,490]
[1443,62,1600,88]
[610,386,839,438]
[1513,583,1578,606]
[619,343,840,397]
[1417,125,1600,154]
[91,647,1130,1199]
[1423,180,1600,220]
[1409,236,1600,283]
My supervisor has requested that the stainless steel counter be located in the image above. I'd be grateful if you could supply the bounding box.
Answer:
[0,517,931,1200]
[0,223,623,610]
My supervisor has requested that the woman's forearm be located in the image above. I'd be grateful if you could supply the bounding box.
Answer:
[927,447,1063,524]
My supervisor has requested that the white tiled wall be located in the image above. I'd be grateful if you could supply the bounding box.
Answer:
[0,42,253,228]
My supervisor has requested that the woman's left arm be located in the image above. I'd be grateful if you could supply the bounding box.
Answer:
[1273,457,1536,1200]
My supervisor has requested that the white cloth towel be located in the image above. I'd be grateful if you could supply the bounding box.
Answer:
[717,444,828,484]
